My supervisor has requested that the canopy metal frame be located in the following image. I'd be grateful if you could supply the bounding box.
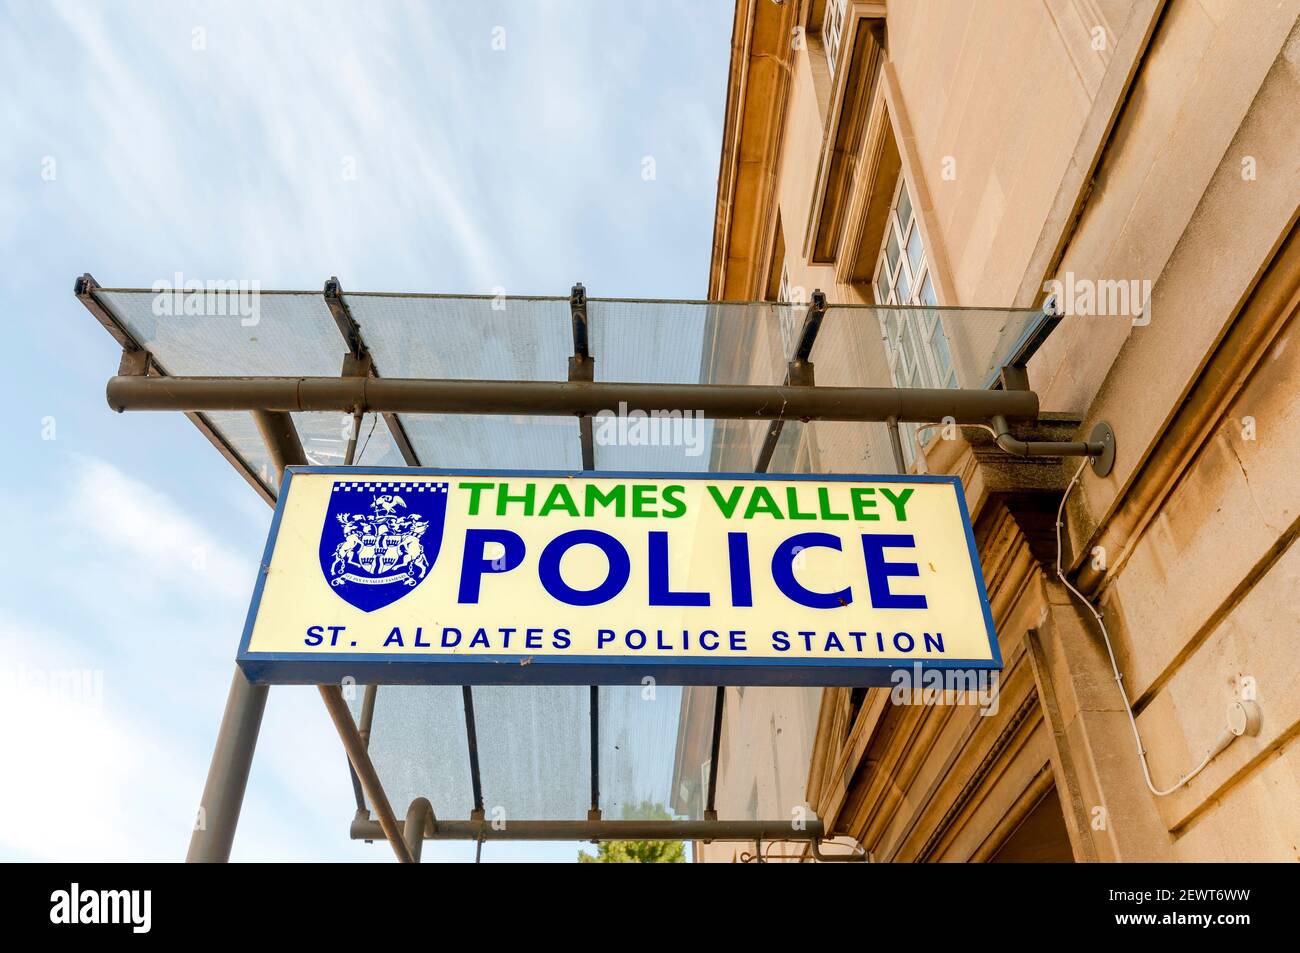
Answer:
[76,273,1106,864]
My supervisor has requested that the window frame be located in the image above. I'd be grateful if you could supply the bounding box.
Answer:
[777,264,804,359]
[823,0,848,78]
[869,176,959,466]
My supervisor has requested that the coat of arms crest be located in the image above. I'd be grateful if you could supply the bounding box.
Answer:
[317,481,448,612]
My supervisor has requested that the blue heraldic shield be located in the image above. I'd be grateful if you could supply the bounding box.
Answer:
[318,481,448,612]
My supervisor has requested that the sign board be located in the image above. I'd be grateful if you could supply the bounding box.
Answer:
[237,468,1000,686]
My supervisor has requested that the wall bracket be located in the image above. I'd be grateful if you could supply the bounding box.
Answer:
[990,415,1116,478]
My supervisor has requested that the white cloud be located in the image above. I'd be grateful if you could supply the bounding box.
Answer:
[0,615,203,860]
[61,454,253,602]
[0,0,731,862]
[0,459,377,862]
[0,614,381,861]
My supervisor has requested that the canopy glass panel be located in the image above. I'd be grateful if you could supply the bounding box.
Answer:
[84,284,1041,828]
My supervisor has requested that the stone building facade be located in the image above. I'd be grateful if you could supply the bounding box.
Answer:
[686,0,1299,862]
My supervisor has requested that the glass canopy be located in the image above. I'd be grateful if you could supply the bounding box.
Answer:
[81,281,1043,829]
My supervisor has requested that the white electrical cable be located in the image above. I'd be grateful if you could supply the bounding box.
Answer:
[915,421,1000,444]
[911,421,999,472]
[912,422,1219,796]
[1055,459,1214,797]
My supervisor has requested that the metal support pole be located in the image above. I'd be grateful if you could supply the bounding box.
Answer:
[346,757,367,816]
[358,684,378,744]
[810,840,869,862]
[990,415,1115,476]
[343,407,363,466]
[754,422,781,474]
[886,415,907,474]
[326,286,391,820]
[704,687,725,822]
[75,273,137,352]
[755,289,826,472]
[793,289,827,364]
[344,627,379,817]
[324,276,422,466]
[461,686,485,816]
[567,299,602,822]
[350,817,826,843]
[186,411,305,862]
[569,282,596,470]
[319,684,413,863]
[186,667,269,862]
[569,282,590,360]
[251,409,306,483]
[335,384,386,828]
[324,276,364,356]
[588,685,601,822]
[403,798,435,863]
[577,410,596,468]
[105,375,1040,424]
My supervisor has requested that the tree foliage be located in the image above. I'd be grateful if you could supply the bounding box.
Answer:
[577,801,685,863]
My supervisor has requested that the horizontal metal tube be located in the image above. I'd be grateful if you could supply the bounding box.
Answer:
[997,439,1104,457]
[107,375,1038,424]
[991,415,1103,458]
[349,818,826,842]
[810,840,869,862]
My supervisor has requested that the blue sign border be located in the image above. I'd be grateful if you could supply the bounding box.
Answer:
[236,467,1002,687]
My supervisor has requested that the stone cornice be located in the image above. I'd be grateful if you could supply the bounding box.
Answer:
[708,0,796,301]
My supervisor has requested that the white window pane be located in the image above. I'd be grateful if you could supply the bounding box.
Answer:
[895,260,911,302]
[902,325,919,378]
[919,273,936,307]
[897,183,913,231]
[824,0,846,76]
[885,225,900,275]
[931,318,954,380]
[906,222,925,277]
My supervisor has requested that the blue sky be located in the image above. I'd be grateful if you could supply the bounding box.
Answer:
[0,0,731,861]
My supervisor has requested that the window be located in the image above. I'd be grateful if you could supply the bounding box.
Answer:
[823,0,847,77]
[871,177,958,466]
[777,264,803,359]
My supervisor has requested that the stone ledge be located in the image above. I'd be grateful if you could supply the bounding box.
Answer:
[920,412,1088,568]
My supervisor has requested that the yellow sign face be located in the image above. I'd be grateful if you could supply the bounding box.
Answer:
[237,468,999,686]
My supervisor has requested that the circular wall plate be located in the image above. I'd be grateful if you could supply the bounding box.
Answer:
[1090,421,1116,477]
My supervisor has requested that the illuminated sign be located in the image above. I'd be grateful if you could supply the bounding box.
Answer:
[237,468,1000,686]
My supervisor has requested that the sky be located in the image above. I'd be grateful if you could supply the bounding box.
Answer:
[0,0,732,862]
